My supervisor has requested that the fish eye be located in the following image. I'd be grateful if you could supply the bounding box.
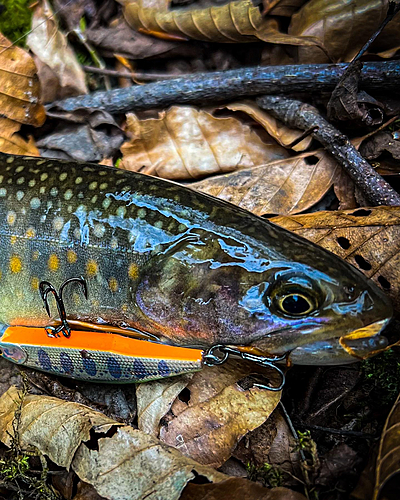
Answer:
[278,293,315,316]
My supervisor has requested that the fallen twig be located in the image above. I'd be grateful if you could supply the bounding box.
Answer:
[47,61,400,114]
[256,95,400,207]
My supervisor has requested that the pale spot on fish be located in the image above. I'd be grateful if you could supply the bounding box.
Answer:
[154,221,163,229]
[40,173,48,181]
[108,277,118,293]
[89,182,97,190]
[16,191,24,201]
[67,205,73,213]
[128,263,139,280]
[59,173,67,181]
[16,177,24,185]
[116,207,126,218]
[100,183,108,190]
[137,208,146,218]
[93,224,105,238]
[73,292,81,306]
[28,180,36,187]
[99,171,107,176]
[10,255,22,273]
[25,227,36,238]
[121,304,129,313]
[64,189,73,201]
[31,277,39,291]
[74,228,81,240]
[67,249,77,264]
[53,217,64,231]
[10,235,17,245]
[75,177,83,184]
[91,195,98,204]
[32,250,39,261]
[86,259,98,277]
[50,187,58,196]
[0,188,6,197]
[178,223,187,232]
[39,187,46,194]
[16,166,24,173]
[30,197,41,209]
[6,157,14,163]
[7,211,16,225]
[0,175,3,183]
[48,254,60,272]
[110,237,118,249]
[102,198,111,209]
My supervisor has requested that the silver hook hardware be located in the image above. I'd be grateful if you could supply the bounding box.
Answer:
[203,344,286,392]
[39,276,88,338]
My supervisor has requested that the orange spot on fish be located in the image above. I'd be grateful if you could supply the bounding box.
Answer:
[10,255,22,273]
[6,211,16,225]
[48,254,60,272]
[122,304,129,313]
[25,227,36,238]
[10,235,17,245]
[128,263,139,280]
[86,259,98,277]
[31,276,39,290]
[67,249,77,264]
[108,277,118,293]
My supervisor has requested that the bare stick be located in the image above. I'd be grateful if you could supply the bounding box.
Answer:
[257,95,400,207]
[47,61,400,114]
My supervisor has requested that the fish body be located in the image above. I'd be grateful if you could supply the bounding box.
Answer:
[0,154,393,368]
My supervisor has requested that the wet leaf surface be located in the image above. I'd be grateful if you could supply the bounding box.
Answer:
[0,34,45,126]
[0,117,39,156]
[120,106,289,180]
[191,150,340,216]
[159,360,281,468]
[289,0,400,63]
[272,206,400,311]
[27,0,87,102]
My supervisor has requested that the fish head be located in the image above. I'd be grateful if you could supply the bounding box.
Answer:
[135,226,392,362]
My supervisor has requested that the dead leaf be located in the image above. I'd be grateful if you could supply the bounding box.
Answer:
[181,480,307,500]
[271,206,400,311]
[136,374,193,436]
[120,106,290,180]
[289,0,400,63]
[191,150,342,216]
[0,386,226,500]
[27,0,88,102]
[0,34,45,126]
[0,117,39,156]
[360,131,400,160]
[263,0,308,17]
[159,359,281,468]
[224,101,312,152]
[373,391,400,499]
[121,0,327,51]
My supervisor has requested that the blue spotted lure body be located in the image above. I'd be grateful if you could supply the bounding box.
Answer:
[0,153,393,382]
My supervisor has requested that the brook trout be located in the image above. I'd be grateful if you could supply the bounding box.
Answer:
[0,154,392,368]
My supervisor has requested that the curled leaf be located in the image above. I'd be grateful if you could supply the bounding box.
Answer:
[120,106,290,180]
[121,0,327,51]
[0,118,39,156]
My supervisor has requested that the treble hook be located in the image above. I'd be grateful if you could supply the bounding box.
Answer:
[203,344,286,392]
[39,276,88,339]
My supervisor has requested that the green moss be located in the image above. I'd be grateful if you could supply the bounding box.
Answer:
[362,349,400,406]
[0,0,32,45]
[246,462,283,487]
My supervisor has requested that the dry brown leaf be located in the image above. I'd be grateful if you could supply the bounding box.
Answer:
[263,0,308,17]
[121,0,327,51]
[0,117,39,156]
[0,386,226,500]
[373,391,400,499]
[136,373,193,436]
[224,101,312,152]
[0,34,45,126]
[271,206,400,311]
[289,0,400,63]
[27,0,87,102]
[159,359,281,468]
[191,150,341,216]
[120,106,290,180]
